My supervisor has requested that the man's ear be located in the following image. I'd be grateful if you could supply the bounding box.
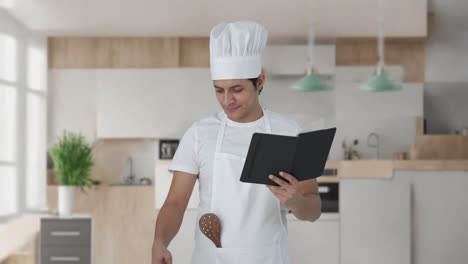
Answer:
[256,72,266,93]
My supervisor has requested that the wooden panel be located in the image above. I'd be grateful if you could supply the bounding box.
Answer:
[412,135,468,159]
[393,160,468,170]
[48,38,98,68]
[336,38,425,82]
[338,160,394,179]
[179,37,210,67]
[48,37,180,68]
[47,186,157,264]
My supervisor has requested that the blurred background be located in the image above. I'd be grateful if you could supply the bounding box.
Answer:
[0,0,467,263]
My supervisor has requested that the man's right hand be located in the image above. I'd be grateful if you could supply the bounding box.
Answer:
[152,240,173,264]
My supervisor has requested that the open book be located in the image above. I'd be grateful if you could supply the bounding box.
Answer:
[240,127,336,186]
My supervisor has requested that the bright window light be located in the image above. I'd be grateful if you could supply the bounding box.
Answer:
[0,0,15,9]
[27,45,47,91]
[0,84,17,162]
[0,33,17,82]
[0,166,17,216]
[25,93,47,209]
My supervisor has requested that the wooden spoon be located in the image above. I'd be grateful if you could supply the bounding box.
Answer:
[199,213,222,248]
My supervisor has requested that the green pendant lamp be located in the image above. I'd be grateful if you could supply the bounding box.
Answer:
[293,0,331,92]
[361,66,402,92]
[360,0,402,92]
[293,67,332,92]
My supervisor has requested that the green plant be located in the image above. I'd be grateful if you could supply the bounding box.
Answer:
[49,130,100,191]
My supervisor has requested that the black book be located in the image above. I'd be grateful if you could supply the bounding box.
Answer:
[240,127,336,186]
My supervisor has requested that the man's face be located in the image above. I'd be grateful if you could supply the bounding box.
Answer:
[213,78,261,122]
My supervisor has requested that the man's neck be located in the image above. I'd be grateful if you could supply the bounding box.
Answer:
[236,105,263,123]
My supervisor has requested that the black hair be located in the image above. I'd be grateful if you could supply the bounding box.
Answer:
[248,78,263,95]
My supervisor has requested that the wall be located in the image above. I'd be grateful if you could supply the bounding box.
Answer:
[424,82,468,134]
[423,1,468,135]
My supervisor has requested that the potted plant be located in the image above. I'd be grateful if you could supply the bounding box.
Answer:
[49,131,100,216]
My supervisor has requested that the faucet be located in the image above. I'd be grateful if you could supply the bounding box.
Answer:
[124,156,136,184]
[367,132,380,159]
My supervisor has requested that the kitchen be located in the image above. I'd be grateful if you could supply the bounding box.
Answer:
[1,0,468,264]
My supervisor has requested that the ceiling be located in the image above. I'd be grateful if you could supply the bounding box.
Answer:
[2,0,427,38]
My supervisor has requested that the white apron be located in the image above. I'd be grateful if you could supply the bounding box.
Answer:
[191,110,290,264]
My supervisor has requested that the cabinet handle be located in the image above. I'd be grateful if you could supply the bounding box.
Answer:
[50,256,80,262]
[50,231,81,237]
[319,186,330,193]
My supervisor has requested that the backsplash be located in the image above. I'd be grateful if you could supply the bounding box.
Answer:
[84,139,157,184]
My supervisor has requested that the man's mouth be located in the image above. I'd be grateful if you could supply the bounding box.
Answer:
[226,106,239,113]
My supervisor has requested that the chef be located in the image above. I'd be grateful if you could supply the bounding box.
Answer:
[152,21,321,264]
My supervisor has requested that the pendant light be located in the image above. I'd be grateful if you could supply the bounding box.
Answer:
[293,0,331,92]
[360,0,402,92]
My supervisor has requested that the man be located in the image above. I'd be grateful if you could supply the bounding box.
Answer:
[152,21,321,264]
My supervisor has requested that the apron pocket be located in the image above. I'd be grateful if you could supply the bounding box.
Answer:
[215,243,283,264]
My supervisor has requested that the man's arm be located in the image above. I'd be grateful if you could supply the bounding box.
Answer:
[152,171,197,263]
[267,172,321,222]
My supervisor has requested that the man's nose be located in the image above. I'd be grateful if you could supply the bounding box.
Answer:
[223,92,234,105]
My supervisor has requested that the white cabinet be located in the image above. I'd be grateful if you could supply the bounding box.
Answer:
[340,178,411,264]
[96,68,218,138]
[287,214,340,264]
[49,70,98,142]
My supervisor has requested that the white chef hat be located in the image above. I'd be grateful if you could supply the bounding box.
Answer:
[209,21,268,80]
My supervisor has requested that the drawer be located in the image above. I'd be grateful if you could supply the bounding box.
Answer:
[41,246,90,264]
[41,219,91,246]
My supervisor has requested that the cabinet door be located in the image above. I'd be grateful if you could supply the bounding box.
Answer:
[96,68,217,138]
[340,178,410,264]
[287,216,340,264]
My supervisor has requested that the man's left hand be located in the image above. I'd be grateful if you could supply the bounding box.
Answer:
[266,171,304,210]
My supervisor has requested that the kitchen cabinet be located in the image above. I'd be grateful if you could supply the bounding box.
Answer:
[287,213,340,264]
[48,70,98,142]
[340,177,410,264]
[40,216,92,264]
[96,68,218,138]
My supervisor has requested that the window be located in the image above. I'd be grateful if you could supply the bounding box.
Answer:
[0,33,18,218]
[0,19,47,220]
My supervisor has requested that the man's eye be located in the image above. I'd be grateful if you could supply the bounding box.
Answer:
[234,88,243,93]
[216,90,223,93]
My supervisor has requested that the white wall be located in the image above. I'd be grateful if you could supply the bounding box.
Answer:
[426,0,468,82]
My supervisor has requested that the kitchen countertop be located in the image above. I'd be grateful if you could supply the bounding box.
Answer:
[323,159,468,179]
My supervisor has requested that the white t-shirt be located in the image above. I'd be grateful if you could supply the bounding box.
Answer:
[168,109,300,213]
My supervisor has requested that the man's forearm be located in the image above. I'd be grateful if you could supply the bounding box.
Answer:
[289,193,321,222]
[153,203,185,248]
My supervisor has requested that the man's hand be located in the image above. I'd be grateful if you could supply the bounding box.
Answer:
[152,240,172,264]
[266,171,305,211]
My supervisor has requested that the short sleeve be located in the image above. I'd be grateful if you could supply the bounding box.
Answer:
[168,123,199,175]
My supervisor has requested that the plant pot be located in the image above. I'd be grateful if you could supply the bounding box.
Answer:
[58,185,75,217]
